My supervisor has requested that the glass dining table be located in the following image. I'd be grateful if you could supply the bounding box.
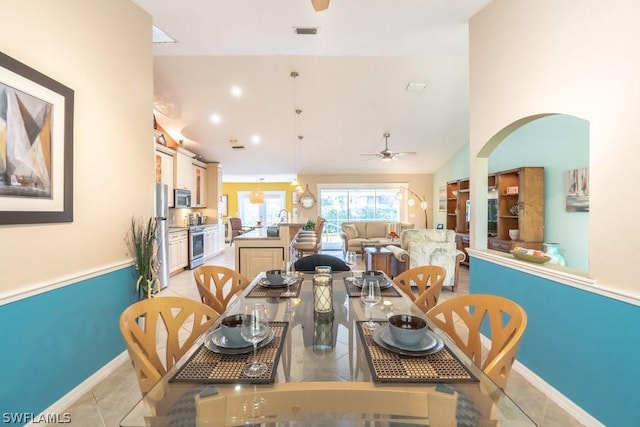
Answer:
[120,271,535,426]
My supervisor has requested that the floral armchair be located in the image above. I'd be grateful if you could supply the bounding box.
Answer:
[386,229,466,291]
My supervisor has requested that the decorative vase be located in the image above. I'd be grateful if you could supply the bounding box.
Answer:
[543,243,566,266]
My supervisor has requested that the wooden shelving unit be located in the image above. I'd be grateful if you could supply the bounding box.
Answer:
[446,167,545,254]
[489,167,544,252]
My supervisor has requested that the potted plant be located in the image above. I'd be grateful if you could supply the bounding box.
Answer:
[302,220,315,231]
[126,216,159,300]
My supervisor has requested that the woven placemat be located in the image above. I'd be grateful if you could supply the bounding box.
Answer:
[245,278,303,298]
[170,321,288,384]
[356,321,477,383]
[343,277,401,298]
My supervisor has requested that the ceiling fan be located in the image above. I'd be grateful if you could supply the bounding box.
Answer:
[311,0,330,11]
[361,132,417,162]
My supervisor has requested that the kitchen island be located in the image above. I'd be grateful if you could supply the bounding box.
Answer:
[234,223,304,280]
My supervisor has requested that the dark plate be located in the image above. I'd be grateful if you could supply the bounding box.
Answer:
[259,277,296,288]
[204,328,275,355]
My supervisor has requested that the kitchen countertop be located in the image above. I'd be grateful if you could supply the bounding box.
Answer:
[234,227,280,241]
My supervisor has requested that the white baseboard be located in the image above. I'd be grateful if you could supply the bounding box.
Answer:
[26,352,130,427]
[478,334,602,426]
[511,360,603,426]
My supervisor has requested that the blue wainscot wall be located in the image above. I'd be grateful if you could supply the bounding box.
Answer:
[470,257,640,426]
[0,267,138,420]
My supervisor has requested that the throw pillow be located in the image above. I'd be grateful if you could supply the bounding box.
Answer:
[343,224,358,240]
[366,221,387,238]
[385,223,399,236]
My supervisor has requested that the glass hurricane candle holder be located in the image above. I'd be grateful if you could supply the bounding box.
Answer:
[313,273,333,317]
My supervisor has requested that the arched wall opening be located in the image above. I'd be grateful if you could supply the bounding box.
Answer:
[471,113,590,274]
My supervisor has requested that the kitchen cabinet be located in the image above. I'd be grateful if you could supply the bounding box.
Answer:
[237,246,284,280]
[203,224,223,259]
[155,144,175,207]
[174,148,195,191]
[191,161,207,207]
[168,229,188,274]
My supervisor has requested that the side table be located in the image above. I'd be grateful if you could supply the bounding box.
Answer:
[363,246,393,278]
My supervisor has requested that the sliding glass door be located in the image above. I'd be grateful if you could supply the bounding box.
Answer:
[319,186,401,243]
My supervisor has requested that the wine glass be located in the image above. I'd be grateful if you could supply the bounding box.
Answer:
[361,278,381,329]
[241,303,270,377]
[281,261,296,297]
[345,251,356,266]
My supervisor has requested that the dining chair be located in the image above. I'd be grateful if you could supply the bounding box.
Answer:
[193,265,251,313]
[426,294,527,390]
[229,217,254,246]
[392,265,445,313]
[293,254,351,272]
[119,296,220,395]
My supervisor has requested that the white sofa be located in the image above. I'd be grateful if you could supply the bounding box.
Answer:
[340,221,415,253]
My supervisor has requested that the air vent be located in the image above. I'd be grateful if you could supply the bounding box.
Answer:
[405,82,427,92]
[294,27,318,35]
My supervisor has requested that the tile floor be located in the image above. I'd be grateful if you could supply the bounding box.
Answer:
[53,246,585,427]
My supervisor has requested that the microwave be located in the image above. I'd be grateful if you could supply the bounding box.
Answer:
[174,188,191,208]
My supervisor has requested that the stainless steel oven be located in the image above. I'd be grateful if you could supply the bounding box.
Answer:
[188,225,205,269]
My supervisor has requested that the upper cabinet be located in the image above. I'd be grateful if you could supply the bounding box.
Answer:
[174,148,194,191]
[155,144,175,207]
[191,160,207,208]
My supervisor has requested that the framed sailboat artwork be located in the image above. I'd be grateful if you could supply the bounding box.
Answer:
[0,52,74,224]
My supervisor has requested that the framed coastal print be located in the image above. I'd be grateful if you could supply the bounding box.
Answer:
[0,52,74,224]
[565,167,589,212]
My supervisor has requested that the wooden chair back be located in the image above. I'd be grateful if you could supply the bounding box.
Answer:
[193,265,251,313]
[392,265,445,313]
[314,217,326,241]
[426,294,527,389]
[119,296,219,395]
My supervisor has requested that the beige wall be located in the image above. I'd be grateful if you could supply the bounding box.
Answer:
[469,0,640,295]
[297,173,432,227]
[0,0,153,297]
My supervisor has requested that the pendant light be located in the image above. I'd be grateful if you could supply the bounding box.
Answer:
[250,178,265,204]
[290,71,301,187]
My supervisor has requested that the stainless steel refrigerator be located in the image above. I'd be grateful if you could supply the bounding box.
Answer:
[154,183,169,290]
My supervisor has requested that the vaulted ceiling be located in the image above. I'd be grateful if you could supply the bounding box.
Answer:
[132,0,491,181]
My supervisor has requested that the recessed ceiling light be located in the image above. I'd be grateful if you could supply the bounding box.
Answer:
[152,26,176,43]
[210,113,221,124]
[405,82,427,92]
[251,135,261,144]
[231,86,243,97]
